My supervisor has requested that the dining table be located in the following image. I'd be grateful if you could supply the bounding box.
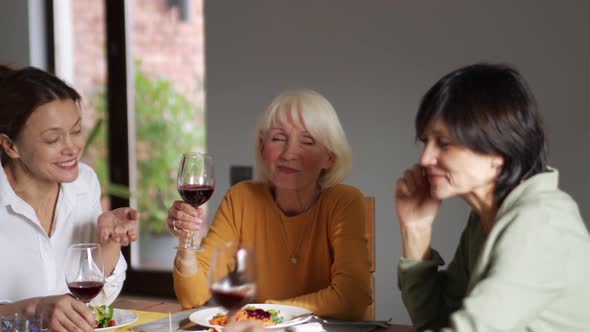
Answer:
[112,297,415,332]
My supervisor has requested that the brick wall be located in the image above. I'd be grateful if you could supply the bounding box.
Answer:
[73,0,205,124]
[73,0,205,213]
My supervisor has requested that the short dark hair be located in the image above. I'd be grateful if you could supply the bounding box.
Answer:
[0,65,81,163]
[416,63,548,204]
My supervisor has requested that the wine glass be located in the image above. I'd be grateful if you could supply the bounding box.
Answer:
[209,243,257,324]
[177,152,215,250]
[65,243,105,304]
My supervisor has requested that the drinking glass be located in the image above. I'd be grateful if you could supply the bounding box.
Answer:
[64,243,105,304]
[209,243,256,324]
[177,152,215,250]
[0,313,42,332]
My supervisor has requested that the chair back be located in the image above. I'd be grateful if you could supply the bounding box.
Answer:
[363,196,375,320]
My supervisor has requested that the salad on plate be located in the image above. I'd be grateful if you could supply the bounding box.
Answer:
[89,305,116,328]
[209,306,284,327]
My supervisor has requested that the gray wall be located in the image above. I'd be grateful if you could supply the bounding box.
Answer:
[205,0,590,323]
[0,1,30,66]
[0,0,47,69]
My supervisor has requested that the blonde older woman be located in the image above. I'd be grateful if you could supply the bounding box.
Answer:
[167,89,371,320]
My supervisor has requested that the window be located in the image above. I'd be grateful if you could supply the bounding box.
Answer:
[53,0,205,296]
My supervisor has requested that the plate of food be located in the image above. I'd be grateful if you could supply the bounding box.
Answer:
[90,305,139,331]
[188,304,312,329]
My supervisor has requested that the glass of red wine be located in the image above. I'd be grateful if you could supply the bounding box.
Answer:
[177,152,215,250]
[65,243,105,304]
[209,242,256,324]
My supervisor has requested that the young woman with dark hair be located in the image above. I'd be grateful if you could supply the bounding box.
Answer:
[396,63,590,331]
[0,66,139,332]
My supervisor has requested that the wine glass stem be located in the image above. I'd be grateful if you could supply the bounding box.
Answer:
[227,310,237,325]
[185,230,203,249]
[179,231,195,248]
[186,231,194,248]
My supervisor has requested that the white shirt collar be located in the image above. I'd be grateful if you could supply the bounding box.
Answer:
[0,163,77,233]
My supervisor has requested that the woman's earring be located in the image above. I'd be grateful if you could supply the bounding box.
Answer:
[491,160,498,169]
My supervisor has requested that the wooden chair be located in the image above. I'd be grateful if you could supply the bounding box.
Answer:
[363,196,376,320]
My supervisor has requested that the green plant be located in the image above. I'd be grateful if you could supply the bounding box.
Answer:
[85,62,204,234]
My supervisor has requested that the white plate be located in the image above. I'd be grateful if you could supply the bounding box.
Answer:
[95,309,138,331]
[189,304,312,329]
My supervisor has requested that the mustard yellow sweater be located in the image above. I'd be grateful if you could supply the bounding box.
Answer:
[173,181,372,320]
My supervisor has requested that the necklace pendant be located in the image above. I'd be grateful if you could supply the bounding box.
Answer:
[290,256,298,264]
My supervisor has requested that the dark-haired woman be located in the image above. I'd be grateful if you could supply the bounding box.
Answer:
[396,63,590,331]
[0,66,139,332]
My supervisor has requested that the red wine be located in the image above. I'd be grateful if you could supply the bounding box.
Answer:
[68,281,104,302]
[178,184,214,207]
[245,308,271,319]
[210,288,254,311]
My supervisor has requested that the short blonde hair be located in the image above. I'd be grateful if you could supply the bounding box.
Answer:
[255,89,352,189]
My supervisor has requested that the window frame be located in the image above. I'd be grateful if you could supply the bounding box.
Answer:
[104,0,175,298]
[46,0,178,299]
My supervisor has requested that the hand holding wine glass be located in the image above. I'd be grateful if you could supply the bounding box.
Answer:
[65,243,105,304]
[209,243,257,324]
[176,152,215,250]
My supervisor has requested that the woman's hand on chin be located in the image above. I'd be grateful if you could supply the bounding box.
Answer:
[395,164,441,260]
[395,163,441,229]
[96,208,140,246]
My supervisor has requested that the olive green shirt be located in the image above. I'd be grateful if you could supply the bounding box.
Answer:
[398,170,590,331]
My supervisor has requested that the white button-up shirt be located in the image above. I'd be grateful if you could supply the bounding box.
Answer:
[0,162,127,305]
